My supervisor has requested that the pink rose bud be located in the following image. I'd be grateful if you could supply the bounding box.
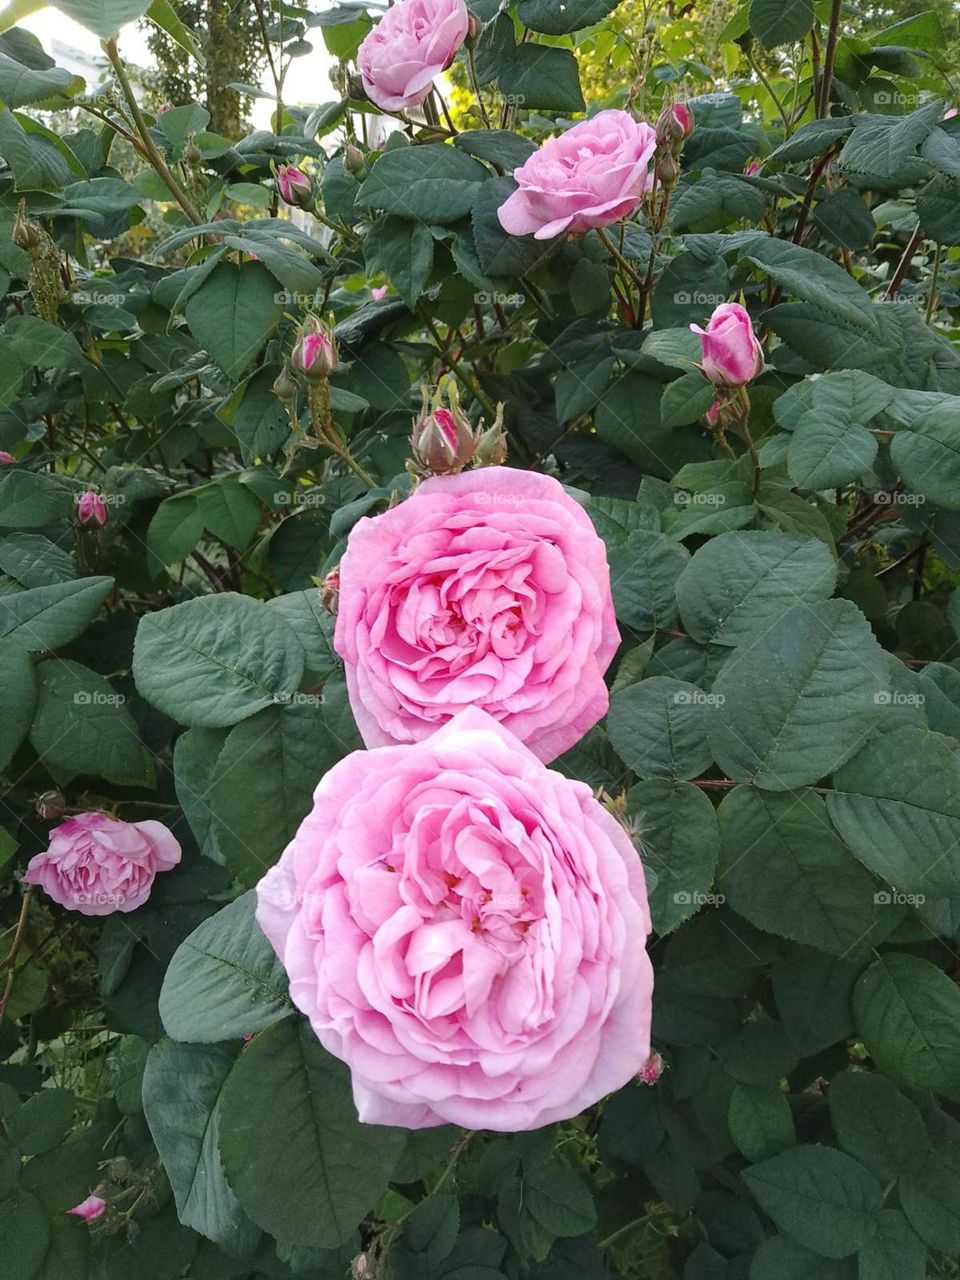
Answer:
[690,302,764,388]
[36,790,66,821]
[319,566,340,614]
[473,414,508,469]
[66,1194,107,1221]
[371,285,388,301]
[499,110,657,240]
[351,1255,368,1280]
[291,316,338,382]
[656,102,694,149]
[705,399,722,428]
[410,383,477,477]
[944,106,958,120]
[0,451,14,464]
[156,103,174,114]
[358,0,469,113]
[76,491,108,527]
[276,164,312,209]
[638,1050,664,1085]
[744,160,762,177]
[23,813,181,916]
[655,151,681,190]
[343,144,366,175]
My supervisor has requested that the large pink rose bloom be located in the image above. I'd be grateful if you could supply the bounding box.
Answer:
[23,813,181,916]
[334,467,619,764]
[498,109,658,241]
[358,0,469,113]
[256,709,653,1130]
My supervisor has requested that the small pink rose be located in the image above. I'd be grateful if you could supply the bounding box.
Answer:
[358,0,469,113]
[23,813,181,916]
[690,302,764,388]
[276,164,312,209]
[744,160,762,177]
[66,1194,107,1221]
[334,466,619,762]
[498,110,658,241]
[0,451,14,464]
[638,1050,664,1085]
[76,491,108,526]
[255,708,653,1130]
[371,285,388,301]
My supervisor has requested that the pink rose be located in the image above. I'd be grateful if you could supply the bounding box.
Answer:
[334,466,619,763]
[497,110,658,241]
[23,813,181,916]
[0,451,14,464]
[744,160,762,177]
[67,1194,107,1221]
[76,491,108,526]
[291,315,338,381]
[276,164,312,208]
[690,302,764,387]
[358,0,469,113]
[255,708,653,1130]
[371,285,388,301]
[655,102,695,148]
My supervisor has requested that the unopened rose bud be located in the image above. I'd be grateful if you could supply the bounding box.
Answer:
[410,382,477,477]
[291,316,338,382]
[343,144,365,176]
[273,364,298,404]
[0,451,14,464]
[690,302,764,388]
[656,102,695,150]
[351,1254,368,1280]
[319,566,340,614]
[655,152,681,189]
[638,1050,664,1085]
[36,790,66,821]
[474,411,508,468]
[276,163,313,209]
[13,205,42,252]
[371,284,388,301]
[346,72,368,102]
[183,140,202,164]
[744,160,762,178]
[705,399,722,429]
[156,102,174,114]
[466,12,483,43]
[76,491,108,527]
[66,1193,107,1222]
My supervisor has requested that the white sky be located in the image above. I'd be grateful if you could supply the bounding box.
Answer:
[20,7,335,128]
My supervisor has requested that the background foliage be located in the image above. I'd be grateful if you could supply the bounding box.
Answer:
[1,0,960,1277]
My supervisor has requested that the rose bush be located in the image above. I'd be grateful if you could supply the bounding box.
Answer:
[2,0,960,1278]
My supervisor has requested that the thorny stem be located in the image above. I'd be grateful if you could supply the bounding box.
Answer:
[0,886,33,1028]
[307,381,376,486]
[885,223,924,301]
[816,0,843,119]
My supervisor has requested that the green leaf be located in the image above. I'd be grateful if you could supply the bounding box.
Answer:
[838,100,945,181]
[727,1082,795,1162]
[0,49,76,107]
[219,1017,405,1247]
[717,787,893,958]
[523,1166,597,1237]
[812,189,877,252]
[172,725,225,860]
[900,1154,960,1253]
[265,589,339,678]
[750,1236,857,1280]
[0,1188,49,1280]
[475,14,585,114]
[364,215,434,307]
[208,697,357,886]
[515,0,622,34]
[772,950,857,1055]
[133,593,305,729]
[3,314,83,370]
[710,600,887,791]
[856,1209,926,1280]
[0,472,78,530]
[750,0,813,46]
[185,262,283,379]
[159,891,292,1043]
[825,727,960,897]
[827,1070,927,1181]
[142,1040,258,1252]
[472,176,545,278]
[852,951,960,1099]
[917,174,960,246]
[0,108,78,190]
[405,1195,459,1265]
[0,577,113,653]
[0,534,74,588]
[775,371,892,489]
[607,529,689,632]
[29,660,154,787]
[0,642,35,769]
[356,144,488,225]
[890,400,960,509]
[607,677,715,780]
[738,238,875,326]
[625,780,720,933]
[6,1089,73,1156]
[742,1144,883,1258]
[51,0,151,37]
[675,531,836,647]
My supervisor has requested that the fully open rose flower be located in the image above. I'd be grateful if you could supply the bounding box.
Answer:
[334,467,619,763]
[690,301,764,387]
[497,109,658,240]
[358,0,469,113]
[256,708,653,1130]
[23,813,181,916]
